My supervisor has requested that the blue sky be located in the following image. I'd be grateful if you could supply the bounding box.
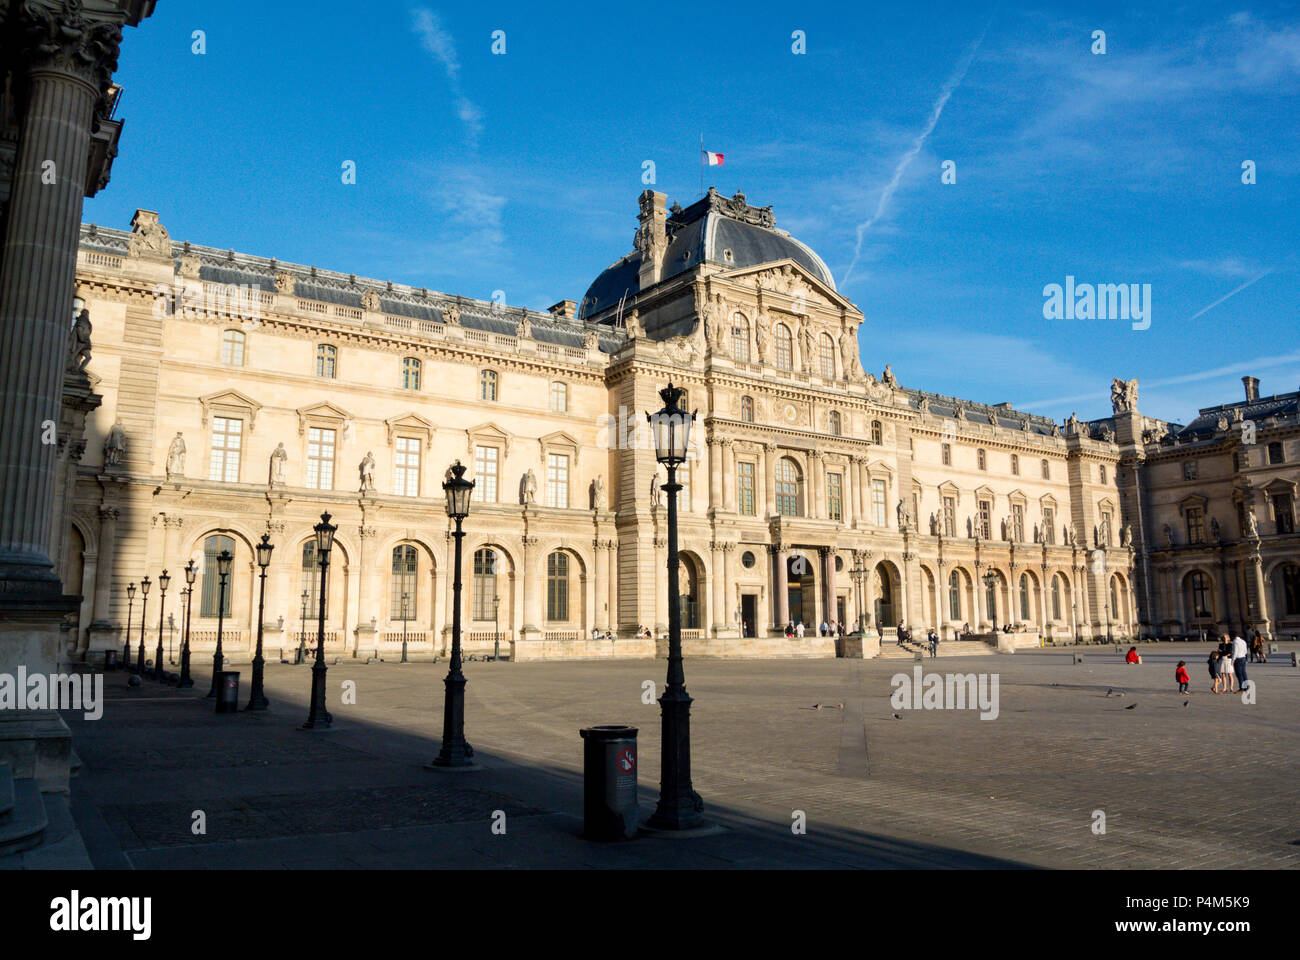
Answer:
[87,1,1299,424]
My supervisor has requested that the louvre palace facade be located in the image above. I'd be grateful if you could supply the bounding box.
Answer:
[55,186,1235,666]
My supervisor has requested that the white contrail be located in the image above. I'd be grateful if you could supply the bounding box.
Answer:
[1185,268,1274,321]
[842,28,987,286]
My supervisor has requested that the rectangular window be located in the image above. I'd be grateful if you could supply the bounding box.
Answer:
[1276,493,1295,534]
[1011,454,1019,476]
[941,443,951,466]
[208,417,242,483]
[1041,459,1050,480]
[872,479,887,527]
[546,453,569,508]
[550,381,568,412]
[677,459,691,512]
[827,472,842,521]
[1099,464,1107,484]
[943,496,956,537]
[1268,441,1285,465]
[1186,507,1205,544]
[1183,460,1198,481]
[978,499,992,539]
[393,437,420,497]
[1012,503,1024,542]
[306,427,336,490]
[1043,507,1056,544]
[1101,510,1114,546]
[473,445,498,503]
[737,461,756,516]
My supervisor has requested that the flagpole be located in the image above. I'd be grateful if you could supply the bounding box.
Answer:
[699,132,704,200]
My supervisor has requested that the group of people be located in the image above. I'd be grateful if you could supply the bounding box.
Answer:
[1125,633,1260,694]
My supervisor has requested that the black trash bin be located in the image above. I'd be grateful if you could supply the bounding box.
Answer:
[215,671,240,714]
[579,724,638,841]
[104,649,118,671]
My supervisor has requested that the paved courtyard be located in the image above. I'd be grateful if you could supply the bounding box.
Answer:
[49,642,1300,869]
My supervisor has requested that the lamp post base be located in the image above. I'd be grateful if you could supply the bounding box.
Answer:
[246,654,268,711]
[647,688,704,831]
[302,660,331,729]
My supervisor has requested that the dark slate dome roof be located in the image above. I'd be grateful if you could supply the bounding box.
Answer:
[579,189,835,320]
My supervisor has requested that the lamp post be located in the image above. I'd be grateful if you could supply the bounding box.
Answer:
[645,382,704,830]
[303,513,336,729]
[206,550,233,698]
[123,583,136,669]
[431,461,476,768]
[247,534,273,711]
[179,561,196,688]
[493,594,500,661]
[167,614,175,665]
[849,561,865,634]
[153,569,170,681]
[982,565,998,632]
[400,592,410,663]
[136,577,150,674]
[298,590,309,664]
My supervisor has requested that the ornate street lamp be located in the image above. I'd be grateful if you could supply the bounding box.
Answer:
[431,461,476,767]
[123,582,136,669]
[400,592,410,664]
[153,569,170,681]
[982,565,998,631]
[297,590,309,664]
[645,382,704,830]
[493,594,500,662]
[179,560,196,687]
[303,513,337,729]
[849,561,866,634]
[206,550,233,697]
[247,534,274,711]
[136,577,150,674]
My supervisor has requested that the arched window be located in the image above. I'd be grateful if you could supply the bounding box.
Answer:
[221,329,245,366]
[828,410,841,436]
[871,420,883,445]
[948,570,962,620]
[740,396,754,423]
[550,381,568,412]
[977,448,987,471]
[1188,571,1211,618]
[731,314,750,362]
[299,540,326,619]
[546,551,570,622]
[1281,563,1300,616]
[200,535,235,618]
[402,357,421,390]
[479,370,498,401]
[1019,574,1031,621]
[472,548,498,620]
[1051,575,1062,620]
[819,334,836,378]
[774,324,793,370]
[315,344,337,378]
[391,545,417,620]
[775,457,801,517]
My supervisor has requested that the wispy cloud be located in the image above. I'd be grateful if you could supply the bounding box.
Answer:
[1177,257,1265,279]
[411,8,483,147]
[841,26,988,286]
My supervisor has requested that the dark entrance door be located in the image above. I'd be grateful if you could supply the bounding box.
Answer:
[741,594,757,637]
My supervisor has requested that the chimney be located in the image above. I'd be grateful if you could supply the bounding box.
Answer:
[547,299,577,320]
[1242,376,1260,402]
[635,190,667,290]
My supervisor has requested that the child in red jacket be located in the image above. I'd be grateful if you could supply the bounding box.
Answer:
[1175,661,1190,694]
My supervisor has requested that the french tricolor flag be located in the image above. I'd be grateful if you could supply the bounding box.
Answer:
[702,150,724,166]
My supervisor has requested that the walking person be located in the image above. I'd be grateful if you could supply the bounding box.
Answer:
[1175,660,1190,695]
[1231,632,1250,691]
[1209,650,1224,693]
[796,620,806,639]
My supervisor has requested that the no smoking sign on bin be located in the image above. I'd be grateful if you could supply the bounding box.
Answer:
[580,725,639,841]
[616,747,635,773]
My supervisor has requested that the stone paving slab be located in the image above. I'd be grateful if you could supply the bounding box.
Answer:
[62,642,1300,869]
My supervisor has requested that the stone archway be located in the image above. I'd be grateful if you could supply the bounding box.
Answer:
[787,550,817,630]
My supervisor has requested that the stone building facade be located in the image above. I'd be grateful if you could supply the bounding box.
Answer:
[1099,377,1300,641]
[61,189,1139,664]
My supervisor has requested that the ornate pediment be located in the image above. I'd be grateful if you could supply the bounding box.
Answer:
[201,389,262,430]
[386,412,435,445]
[719,259,849,312]
[538,430,581,456]
[466,422,512,457]
[296,401,354,435]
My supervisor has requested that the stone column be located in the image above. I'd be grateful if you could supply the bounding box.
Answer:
[594,538,609,633]
[522,533,542,639]
[773,547,789,630]
[827,548,838,625]
[710,542,724,635]
[0,10,120,590]
[85,504,119,649]
[1251,552,1271,637]
[763,443,778,517]
[708,438,722,512]
[606,541,618,636]
[654,534,668,634]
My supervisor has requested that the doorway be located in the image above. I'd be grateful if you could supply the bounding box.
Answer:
[741,594,757,638]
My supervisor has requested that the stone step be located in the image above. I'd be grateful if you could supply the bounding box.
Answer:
[0,772,49,857]
[878,640,997,658]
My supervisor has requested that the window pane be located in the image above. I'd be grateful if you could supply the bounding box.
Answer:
[393,436,420,496]
[473,445,498,502]
[738,461,755,516]
[200,535,235,617]
[546,453,568,508]
[307,427,336,490]
[390,545,417,619]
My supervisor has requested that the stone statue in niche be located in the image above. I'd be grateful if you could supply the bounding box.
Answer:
[359,451,375,493]
[270,442,288,485]
[104,422,127,466]
[166,432,186,479]
[521,468,537,505]
[590,475,605,510]
[68,306,92,372]
[442,303,462,326]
